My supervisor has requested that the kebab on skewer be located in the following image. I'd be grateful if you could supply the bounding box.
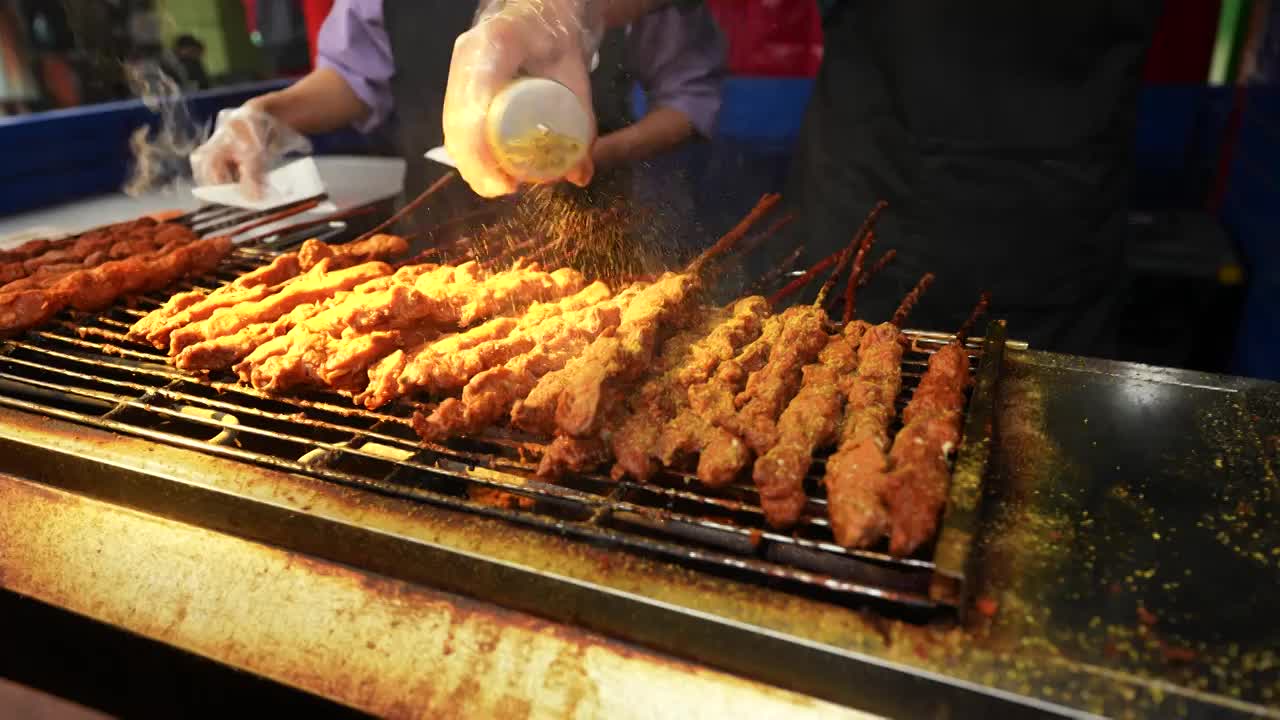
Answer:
[752,227,881,528]
[236,262,486,392]
[0,217,159,266]
[128,233,408,349]
[363,280,613,409]
[172,263,440,372]
[168,259,394,355]
[0,217,176,284]
[411,282,649,443]
[511,194,781,442]
[606,295,771,482]
[883,293,988,556]
[238,261,584,394]
[534,310,721,479]
[822,272,934,549]
[667,205,888,489]
[0,224,199,296]
[522,195,787,479]
[0,223,198,290]
[535,297,764,480]
[0,235,232,336]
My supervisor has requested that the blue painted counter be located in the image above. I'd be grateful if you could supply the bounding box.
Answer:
[0,82,288,217]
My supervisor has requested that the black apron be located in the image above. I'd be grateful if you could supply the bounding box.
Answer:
[382,1,632,236]
[784,1,1161,355]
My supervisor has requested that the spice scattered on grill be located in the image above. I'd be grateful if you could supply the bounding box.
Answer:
[472,182,683,284]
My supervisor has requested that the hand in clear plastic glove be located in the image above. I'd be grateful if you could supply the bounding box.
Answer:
[190,106,312,200]
[444,0,603,197]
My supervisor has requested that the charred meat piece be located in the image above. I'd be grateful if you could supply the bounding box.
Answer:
[370,279,606,409]
[525,272,701,440]
[128,252,305,348]
[537,307,733,479]
[654,311,787,487]
[0,236,231,336]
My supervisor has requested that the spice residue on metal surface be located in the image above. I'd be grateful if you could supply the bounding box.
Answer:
[960,355,1280,716]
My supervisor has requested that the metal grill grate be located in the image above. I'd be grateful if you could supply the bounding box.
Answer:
[0,243,1005,612]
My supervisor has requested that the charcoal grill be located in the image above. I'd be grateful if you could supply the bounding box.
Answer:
[0,234,1008,617]
[7,200,1280,720]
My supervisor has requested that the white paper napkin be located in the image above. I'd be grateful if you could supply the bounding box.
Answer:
[192,157,336,212]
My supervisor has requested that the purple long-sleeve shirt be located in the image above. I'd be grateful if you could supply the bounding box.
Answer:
[316,1,725,137]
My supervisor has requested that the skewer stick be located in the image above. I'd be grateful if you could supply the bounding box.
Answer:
[738,212,795,256]
[208,197,324,239]
[767,249,840,306]
[829,248,897,314]
[840,230,876,322]
[236,204,380,246]
[955,292,991,345]
[852,201,888,246]
[859,249,897,288]
[890,272,935,328]
[353,171,458,243]
[687,193,781,274]
[769,201,888,307]
[749,245,803,296]
[814,231,864,308]
[424,203,505,237]
[812,247,850,307]
[522,234,569,268]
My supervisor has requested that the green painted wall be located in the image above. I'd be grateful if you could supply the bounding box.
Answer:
[159,0,264,79]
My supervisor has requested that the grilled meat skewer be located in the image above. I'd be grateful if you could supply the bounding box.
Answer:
[688,211,883,489]
[171,265,433,373]
[129,252,305,348]
[696,305,830,486]
[362,280,611,409]
[235,262,485,392]
[750,221,886,527]
[0,235,232,336]
[168,259,393,355]
[522,194,782,442]
[130,234,408,349]
[415,283,648,442]
[753,322,867,528]
[608,296,770,481]
[823,273,934,549]
[537,303,738,479]
[883,293,988,555]
[658,307,786,486]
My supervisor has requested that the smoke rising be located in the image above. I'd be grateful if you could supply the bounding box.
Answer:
[123,61,207,197]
